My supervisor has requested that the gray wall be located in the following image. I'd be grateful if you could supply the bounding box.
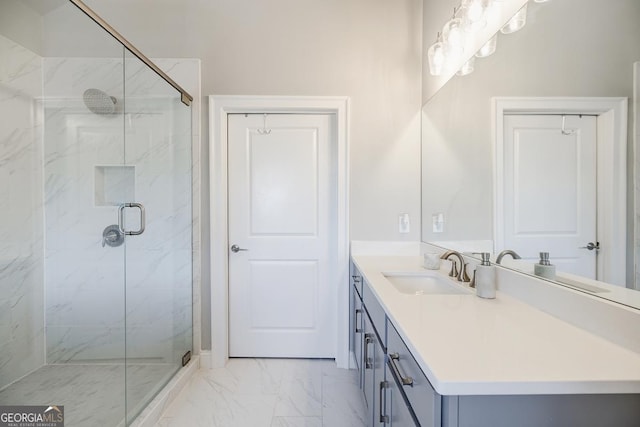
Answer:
[79,0,424,349]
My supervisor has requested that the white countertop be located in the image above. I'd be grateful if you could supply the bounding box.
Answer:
[352,255,640,396]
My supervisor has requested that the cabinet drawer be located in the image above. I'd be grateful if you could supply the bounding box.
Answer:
[387,321,441,427]
[363,280,386,350]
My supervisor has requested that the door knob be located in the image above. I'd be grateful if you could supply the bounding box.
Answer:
[230,244,248,253]
[580,241,600,251]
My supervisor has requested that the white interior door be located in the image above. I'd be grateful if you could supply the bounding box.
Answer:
[502,114,597,278]
[228,113,335,358]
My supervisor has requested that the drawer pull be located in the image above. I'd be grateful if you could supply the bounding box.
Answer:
[364,333,374,369]
[379,381,389,424]
[355,309,363,333]
[389,352,414,387]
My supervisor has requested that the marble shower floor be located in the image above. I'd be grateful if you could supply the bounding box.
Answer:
[0,363,176,427]
[156,358,368,427]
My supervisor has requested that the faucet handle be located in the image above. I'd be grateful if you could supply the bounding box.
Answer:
[448,259,459,278]
[461,263,471,283]
[469,269,477,288]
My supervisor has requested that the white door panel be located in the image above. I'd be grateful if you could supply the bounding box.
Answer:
[228,113,335,358]
[503,114,597,278]
[249,130,319,235]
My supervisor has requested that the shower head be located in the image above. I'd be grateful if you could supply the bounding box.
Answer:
[83,88,117,115]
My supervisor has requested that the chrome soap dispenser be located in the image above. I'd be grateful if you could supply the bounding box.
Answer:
[534,252,556,280]
[474,252,496,299]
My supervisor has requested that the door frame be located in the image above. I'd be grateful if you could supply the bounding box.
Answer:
[209,95,350,368]
[493,97,628,286]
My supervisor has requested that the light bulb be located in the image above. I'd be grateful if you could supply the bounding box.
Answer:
[486,0,502,25]
[475,34,497,58]
[456,57,475,76]
[501,3,527,34]
[443,17,465,58]
[461,0,488,31]
[427,41,445,76]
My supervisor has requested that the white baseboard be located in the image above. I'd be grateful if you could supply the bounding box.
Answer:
[199,350,212,369]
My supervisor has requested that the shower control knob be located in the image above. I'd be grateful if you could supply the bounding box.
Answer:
[102,224,124,248]
[230,244,248,253]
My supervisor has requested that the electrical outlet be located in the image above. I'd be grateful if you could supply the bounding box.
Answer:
[432,212,444,233]
[399,213,410,233]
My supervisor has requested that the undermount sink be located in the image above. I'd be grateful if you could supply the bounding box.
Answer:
[382,271,471,295]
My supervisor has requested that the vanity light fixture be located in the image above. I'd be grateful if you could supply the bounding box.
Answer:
[461,0,489,32]
[475,33,498,57]
[500,3,528,34]
[456,56,476,76]
[427,33,446,76]
[442,10,465,59]
[427,0,546,78]
[485,0,505,27]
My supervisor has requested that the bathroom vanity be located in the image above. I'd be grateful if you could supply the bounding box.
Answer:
[350,253,640,427]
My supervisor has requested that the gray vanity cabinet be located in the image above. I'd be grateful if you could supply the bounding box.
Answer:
[441,394,640,427]
[352,285,363,376]
[350,259,640,427]
[386,361,419,426]
[351,267,364,385]
[353,291,363,377]
[362,313,386,426]
[386,321,441,427]
[353,263,388,426]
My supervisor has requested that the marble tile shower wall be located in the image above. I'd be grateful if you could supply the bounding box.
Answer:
[43,57,193,364]
[0,34,45,389]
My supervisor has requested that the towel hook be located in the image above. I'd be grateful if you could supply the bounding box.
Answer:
[257,113,271,135]
[561,115,575,136]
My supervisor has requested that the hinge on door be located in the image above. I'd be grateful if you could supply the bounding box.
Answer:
[182,350,192,367]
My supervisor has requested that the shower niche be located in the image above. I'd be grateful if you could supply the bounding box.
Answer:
[95,165,135,207]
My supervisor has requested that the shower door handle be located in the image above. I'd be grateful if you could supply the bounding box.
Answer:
[118,203,146,236]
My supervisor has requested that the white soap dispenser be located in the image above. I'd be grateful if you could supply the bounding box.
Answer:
[474,252,496,299]
[534,252,556,280]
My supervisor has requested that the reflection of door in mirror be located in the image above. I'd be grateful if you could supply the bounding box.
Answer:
[498,114,596,278]
[493,97,628,288]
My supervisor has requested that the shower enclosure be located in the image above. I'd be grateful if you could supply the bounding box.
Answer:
[0,0,193,425]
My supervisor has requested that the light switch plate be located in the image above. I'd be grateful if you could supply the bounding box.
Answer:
[399,213,410,233]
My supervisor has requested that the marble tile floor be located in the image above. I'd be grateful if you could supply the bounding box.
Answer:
[156,358,368,427]
[0,363,176,427]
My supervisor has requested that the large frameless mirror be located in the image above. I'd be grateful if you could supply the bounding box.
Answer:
[421,0,640,310]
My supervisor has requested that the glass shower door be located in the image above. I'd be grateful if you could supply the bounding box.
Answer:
[39,9,130,424]
[122,50,192,423]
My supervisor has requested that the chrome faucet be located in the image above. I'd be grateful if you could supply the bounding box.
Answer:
[440,250,470,282]
[496,249,521,264]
